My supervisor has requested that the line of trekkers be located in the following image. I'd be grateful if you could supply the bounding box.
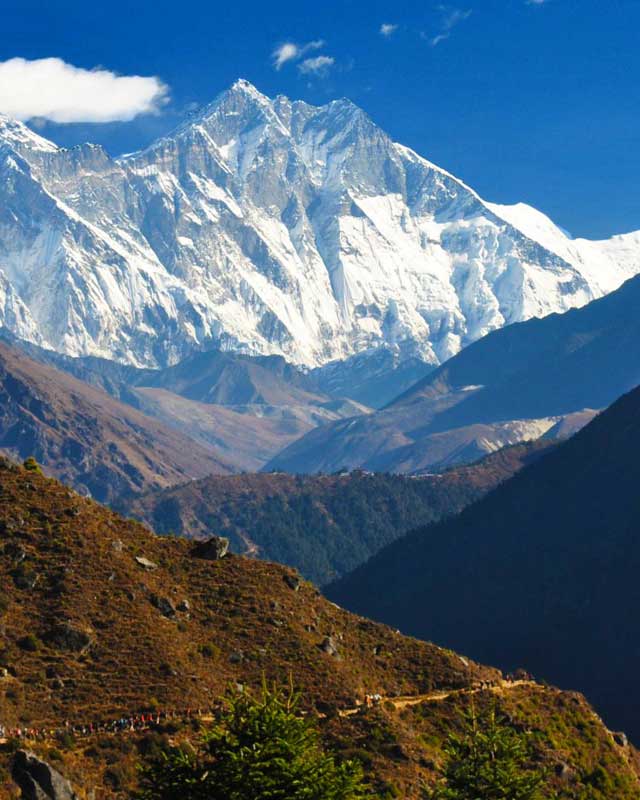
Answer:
[0,708,206,743]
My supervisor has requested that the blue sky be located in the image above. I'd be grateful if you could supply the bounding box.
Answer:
[1,0,639,239]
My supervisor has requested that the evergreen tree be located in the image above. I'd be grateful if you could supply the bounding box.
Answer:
[426,703,549,800]
[137,681,373,800]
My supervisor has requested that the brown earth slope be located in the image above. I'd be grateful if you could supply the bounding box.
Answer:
[0,341,234,503]
[0,458,637,798]
[1,334,373,472]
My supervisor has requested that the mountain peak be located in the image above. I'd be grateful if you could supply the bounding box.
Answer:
[229,77,267,99]
[0,114,58,153]
[1,80,639,371]
[215,78,274,112]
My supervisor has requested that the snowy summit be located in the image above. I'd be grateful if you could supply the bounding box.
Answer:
[0,80,639,369]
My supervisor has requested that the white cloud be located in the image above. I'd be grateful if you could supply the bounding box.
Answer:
[380,23,399,37]
[298,56,335,76]
[428,7,472,46]
[0,57,168,123]
[273,43,299,70]
[272,40,325,70]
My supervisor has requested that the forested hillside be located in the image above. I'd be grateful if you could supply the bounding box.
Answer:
[128,441,557,584]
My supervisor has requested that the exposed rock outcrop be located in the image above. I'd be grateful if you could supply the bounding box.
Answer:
[12,750,79,800]
[191,536,229,560]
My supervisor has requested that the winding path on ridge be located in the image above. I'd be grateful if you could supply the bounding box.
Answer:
[337,679,538,717]
[0,680,540,744]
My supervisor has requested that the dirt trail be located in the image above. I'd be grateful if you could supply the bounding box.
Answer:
[0,681,538,743]
[338,679,537,717]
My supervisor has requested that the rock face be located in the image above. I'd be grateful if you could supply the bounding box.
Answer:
[12,750,78,800]
[0,82,638,372]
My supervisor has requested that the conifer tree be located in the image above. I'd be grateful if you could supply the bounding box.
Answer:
[426,703,549,800]
[138,681,373,800]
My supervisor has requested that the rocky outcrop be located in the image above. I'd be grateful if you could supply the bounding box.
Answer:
[150,594,177,618]
[191,536,229,560]
[12,750,79,800]
[320,636,340,658]
[283,573,301,592]
[45,622,93,653]
[135,555,158,570]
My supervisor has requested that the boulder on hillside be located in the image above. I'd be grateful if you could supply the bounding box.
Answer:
[191,536,229,561]
[320,636,340,658]
[45,621,93,653]
[12,749,79,800]
[613,731,629,748]
[135,555,158,570]
[283,573,301,592]
[150,594,177,618]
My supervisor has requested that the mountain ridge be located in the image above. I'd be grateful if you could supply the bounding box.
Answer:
[0,339,235,502]
[268,271,640,473]
[0,454,638,798]
[125,440,557,585]
[1,80,639,372]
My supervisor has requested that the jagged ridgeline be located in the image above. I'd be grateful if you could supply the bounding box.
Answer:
[0,458,638,798]
[1,80,639,374]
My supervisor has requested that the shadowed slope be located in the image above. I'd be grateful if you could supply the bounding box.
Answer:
[328,384,640,740]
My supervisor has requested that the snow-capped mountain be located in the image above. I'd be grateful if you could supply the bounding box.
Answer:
[0,79,638,369]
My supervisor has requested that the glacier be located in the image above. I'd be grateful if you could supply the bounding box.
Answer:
[0,78,638,370]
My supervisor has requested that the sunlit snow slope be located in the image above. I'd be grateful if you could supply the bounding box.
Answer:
[0,80,638,369]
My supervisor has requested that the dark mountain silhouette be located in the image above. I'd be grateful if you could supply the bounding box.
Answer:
[328,383,640,740]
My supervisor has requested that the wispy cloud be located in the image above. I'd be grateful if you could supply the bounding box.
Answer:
[272,40,325,70]
[526,0,549,4]
[427,6,472,47]
[0,57,168,123]
[298,56,335,76]
[380,23,399,37]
